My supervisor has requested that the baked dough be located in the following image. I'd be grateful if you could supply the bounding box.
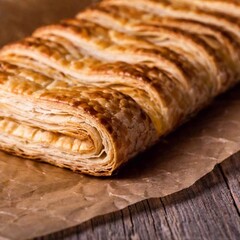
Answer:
[0,0,239,176]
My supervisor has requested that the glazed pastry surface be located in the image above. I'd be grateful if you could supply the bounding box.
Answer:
[0,0,239,176]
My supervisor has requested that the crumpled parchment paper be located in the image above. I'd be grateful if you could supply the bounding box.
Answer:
[0,1,240,239]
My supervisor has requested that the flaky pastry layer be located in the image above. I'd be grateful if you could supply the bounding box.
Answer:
[0,0,239,175]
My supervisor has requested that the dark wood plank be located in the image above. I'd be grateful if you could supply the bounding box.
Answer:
[160,165,240,240]
[220,153,240,214]
[36,154,240,240]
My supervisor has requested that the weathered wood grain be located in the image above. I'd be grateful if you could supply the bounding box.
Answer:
[220,153,240,214]
[36,153,240,240]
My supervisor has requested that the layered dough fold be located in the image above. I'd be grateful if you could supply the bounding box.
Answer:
[0,0,239,175]
[0,70,157,175]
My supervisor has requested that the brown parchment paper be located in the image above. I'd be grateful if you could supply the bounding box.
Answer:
[0,1,240,239]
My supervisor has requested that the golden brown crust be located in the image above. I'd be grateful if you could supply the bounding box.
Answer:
[0,69,158,176]
[176,0,240,17]
[78,3,239,92]
[101,0,240,38]
[0,37,196,134]
[0,0,239,176]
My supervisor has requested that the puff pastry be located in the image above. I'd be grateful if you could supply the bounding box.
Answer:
[0,0,239,176]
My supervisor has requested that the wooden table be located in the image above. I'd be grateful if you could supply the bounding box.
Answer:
[36,153,240,240]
